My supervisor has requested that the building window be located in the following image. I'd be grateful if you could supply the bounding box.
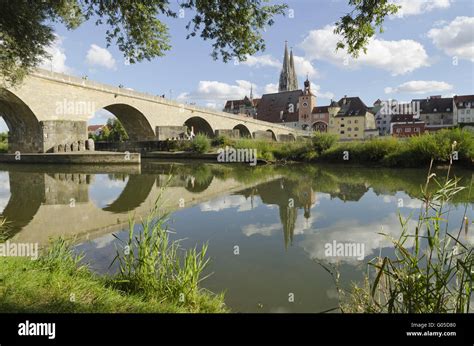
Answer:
[354,134,357,137]
[383,121,386,124]
[354,127,359,131]
[348,120,351,124]
[354,120,358,123]
[396,128,401,133]
[405,128,411,133]
[467,109,471,114]
[340,131,345,134]
[433,108,437,112]
[414,127,419,132]
[461,118,465,122]
[348,127,352,131]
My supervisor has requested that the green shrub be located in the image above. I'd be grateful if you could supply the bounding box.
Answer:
[191,134,211,153]
[211,135,234,147]
[312,132,338,154]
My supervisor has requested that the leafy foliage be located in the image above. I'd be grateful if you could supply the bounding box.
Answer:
[191,134,211,153]
[91,118,129,142]
[0,0,286,86]
[334,0,400,57]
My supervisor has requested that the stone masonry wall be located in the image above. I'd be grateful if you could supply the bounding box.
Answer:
[41,120,88,153]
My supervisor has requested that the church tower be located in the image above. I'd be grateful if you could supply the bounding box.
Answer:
[278,42,298,92]
[289,49,299,91]
[298,76,316,125]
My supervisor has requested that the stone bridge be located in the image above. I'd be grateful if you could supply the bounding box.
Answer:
[0,69,306,153]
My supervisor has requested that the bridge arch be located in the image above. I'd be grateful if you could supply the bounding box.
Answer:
[0,88,43,152]
[101,103,155,140]
[102,174,156,213]
[184,116,214,137]
[233,124,252,138]
[266,129,277,141]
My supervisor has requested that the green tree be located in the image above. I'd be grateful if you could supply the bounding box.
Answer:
[106,118,129,142]
[0,0,287,86]
[0,0,401,87]
[334,0,400,58]
[100,125,111,142]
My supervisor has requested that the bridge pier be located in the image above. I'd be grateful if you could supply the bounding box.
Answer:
[41,120,88,153]
[277,134,296,142]
[8,120,88,153]
[253,131,276,141]
[155,126,186,140]
[215,129,240,138]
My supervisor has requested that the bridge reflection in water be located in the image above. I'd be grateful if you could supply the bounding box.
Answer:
[0,163,294,246]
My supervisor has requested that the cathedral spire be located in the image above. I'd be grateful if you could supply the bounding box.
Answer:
[289,48,298,90]
[278,42,298,92]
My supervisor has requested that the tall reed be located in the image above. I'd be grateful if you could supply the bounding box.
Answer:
[321,158,473,313]
[110,191,212,306]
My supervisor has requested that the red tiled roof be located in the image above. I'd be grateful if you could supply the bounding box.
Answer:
[454,95,474,109]
[256,90,303,123]
[312,106,329,113]
[87,125,104,132]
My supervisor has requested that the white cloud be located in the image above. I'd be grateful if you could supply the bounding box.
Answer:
[86,44,117,70]
[298,214,419,264]
[293,55,319,79]
[205,103,218,109]
[299,25,429,75]
[200,195,256,212]
[384,80,453,94]
[310,82,334,100]
[428,16,474,62]
[39,35,72,74]
[243,54,319,79]
[177,80,256,109]
[243,216,316,238]
[264,83,278,94]
[242,54,280,68]
[391,0,451,17]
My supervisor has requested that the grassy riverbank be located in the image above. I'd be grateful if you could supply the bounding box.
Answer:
[184,128,473,168]
[0,203,227,313]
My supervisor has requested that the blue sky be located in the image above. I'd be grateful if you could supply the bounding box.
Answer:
[4,0,474,129]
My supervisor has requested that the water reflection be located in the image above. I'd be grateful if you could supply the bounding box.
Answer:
[0,162,472,312]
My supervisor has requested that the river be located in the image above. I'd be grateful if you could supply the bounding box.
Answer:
[1,161,472,312]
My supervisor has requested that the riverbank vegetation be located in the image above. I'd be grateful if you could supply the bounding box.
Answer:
[178,128,473,168]
[0,200,226,313]
[0,132,8,153]
[321,161,473,313]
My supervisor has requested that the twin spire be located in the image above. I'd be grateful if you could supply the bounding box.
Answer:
[278,41,299,92]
